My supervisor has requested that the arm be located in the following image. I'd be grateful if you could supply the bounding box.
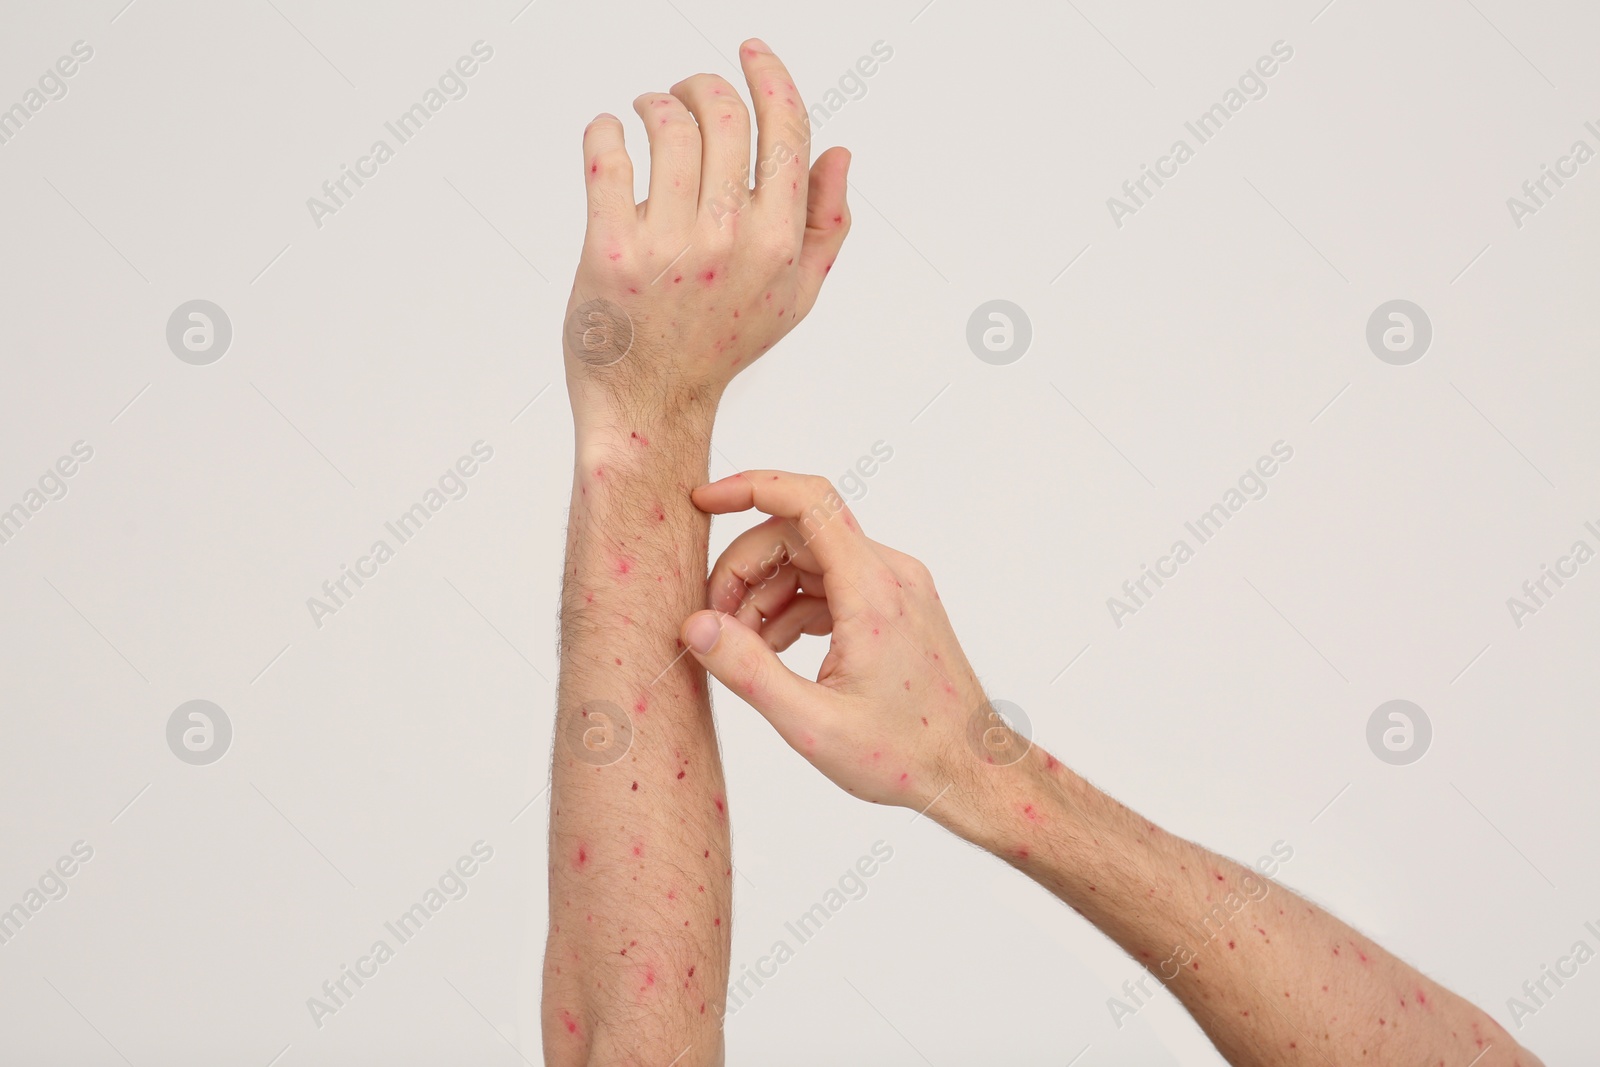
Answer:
[541,43,851,1066]
[676,470,1544,1067]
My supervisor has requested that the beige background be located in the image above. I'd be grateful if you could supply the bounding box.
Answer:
[0,0,1595,1063]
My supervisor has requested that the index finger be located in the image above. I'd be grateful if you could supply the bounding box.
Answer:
[693,471,884,613]
[739,41,811,217]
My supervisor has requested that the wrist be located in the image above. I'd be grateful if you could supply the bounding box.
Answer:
[571,393,718,463]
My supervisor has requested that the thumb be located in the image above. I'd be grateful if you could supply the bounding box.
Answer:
[681,610,819,734]
[794,146,851,318]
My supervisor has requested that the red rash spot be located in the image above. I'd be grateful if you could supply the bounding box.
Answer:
[832,215,842,223]
[627,287,638,294]
[791,181,797,191]
[1014,847,1030,860]
[608,252,621,261]
[712,796,725,815]
[898,773,908,782]
[920,717,928,726]
[714,918,721,926]
[590,163,598,174]
[903,680,911,690]
[594,466,605,479]
[703,850,709,858]
[825,262,833,273]
[614,657,623,665]
[677,771,686,779]
[560,1009,580,1035]
[1192,962,1200,971]
[1228,941,1236,949]
[575,846,589,868]
[1045,755,1059,770]
[701,270,716,282]
[687,966,695,977]
[584,592,594,604]
[732,310,739,318]
[1021,804,1039,821]
[673,275,683,283]
[617,560,631,576]
[631,431,651,446]
[631,781,638,790]
[634,697,648,714]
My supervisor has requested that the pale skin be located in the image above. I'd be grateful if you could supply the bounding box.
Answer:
[678,471,1548,1067]
[541,39,850,1067]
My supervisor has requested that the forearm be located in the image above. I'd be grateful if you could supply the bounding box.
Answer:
[543,399,731,1066]
[937,749,1539,1067]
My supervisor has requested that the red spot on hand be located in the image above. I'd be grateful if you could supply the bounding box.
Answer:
[631,781,638,790]
[701,270,716,283]
[575,846,589,869]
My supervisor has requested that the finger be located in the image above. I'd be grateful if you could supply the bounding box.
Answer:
[732,564,801,631]
[670,73,751,215]
[693,471,882,613]
[581,114,637,242]
[682,611,826,739]
[739,39,810,218]
[708,515,823,614]
[760,594,833,653]
[794,147,851,317]
[631,93,700,232]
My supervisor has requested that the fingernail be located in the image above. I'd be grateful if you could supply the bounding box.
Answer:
[745,38,771,54]
[686,613,722,654]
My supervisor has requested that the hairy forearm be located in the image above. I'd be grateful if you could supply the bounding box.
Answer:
[937,750,1540,1067]
[543,400,731,1065]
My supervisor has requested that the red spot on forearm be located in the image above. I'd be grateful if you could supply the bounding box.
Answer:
[559,1008,581,1035]
[574,845,589,869]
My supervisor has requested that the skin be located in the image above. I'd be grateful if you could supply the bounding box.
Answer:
[679,470,1547,1067]
[541,40,851,1067]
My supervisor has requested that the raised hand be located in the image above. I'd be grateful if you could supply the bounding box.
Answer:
[564,40,851,420]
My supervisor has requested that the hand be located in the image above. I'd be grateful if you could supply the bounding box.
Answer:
[678,471,1014,810]
[564,40,852,423]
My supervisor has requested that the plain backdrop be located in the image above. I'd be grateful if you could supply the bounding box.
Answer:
[1,1,1596,1064]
